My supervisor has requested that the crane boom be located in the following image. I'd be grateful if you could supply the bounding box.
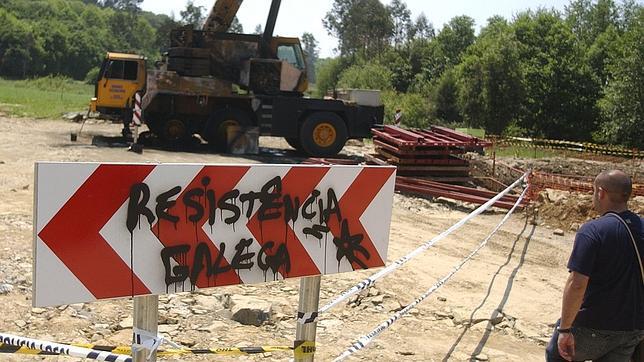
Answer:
[202,0,243,33]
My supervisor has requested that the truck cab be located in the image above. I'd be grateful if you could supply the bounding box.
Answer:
[89,52,146,119]
[272,37,308,93]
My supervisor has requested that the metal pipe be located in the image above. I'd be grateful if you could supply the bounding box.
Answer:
[262,0,282,52]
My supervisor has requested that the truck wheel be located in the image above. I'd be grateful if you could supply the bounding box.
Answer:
[284,137,302,151]
[300,112,348,157]
[204,108,252,152]
[160,118,189,145]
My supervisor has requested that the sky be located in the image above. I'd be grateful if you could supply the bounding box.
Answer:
[142,0,571,58]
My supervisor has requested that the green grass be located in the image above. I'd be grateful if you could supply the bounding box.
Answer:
[0,76,93,119]
[493,145,561,159]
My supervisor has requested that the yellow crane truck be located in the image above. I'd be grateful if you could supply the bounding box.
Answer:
[89,0,383,156]
[89,52,146,124]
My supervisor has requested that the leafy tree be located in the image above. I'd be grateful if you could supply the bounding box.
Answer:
[409,13,435,41]
[0,8,42,77]
[229,16,243,33]
[301,32,319,83]
[180,0,205,29]
[431,68,462,123]
[436,15,476,67]
[410,15,475,93]
[566,0,619,45]
[619,0,641,28]
[314,57,349,97]
[456,19,524,134]
[152,15,181,52]
[409,40,447,92]
[102,0,142,12]
[323,0,393,58]
[337,61,393,90]
[387,0,411,47]
[513,10,599,140]
[596,6,643,148]
[381,48,412,92]
[585,24,620,86]
[381,90,431,128]
[254,24,263,34]
[108,9,156,56]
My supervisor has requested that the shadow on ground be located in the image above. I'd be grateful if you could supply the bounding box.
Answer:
[442,213,537,361]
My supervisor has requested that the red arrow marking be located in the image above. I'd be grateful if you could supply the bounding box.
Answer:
[152,166,250,289]
[39,165,155,299]
[327,168,395,270]
[246,167,329,278]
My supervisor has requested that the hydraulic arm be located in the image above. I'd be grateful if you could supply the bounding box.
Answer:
[202,0,244,32]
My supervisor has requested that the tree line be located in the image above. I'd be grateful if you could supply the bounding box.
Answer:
[318,0,643,148]
[0,0,242,81]
[0,0,641,148]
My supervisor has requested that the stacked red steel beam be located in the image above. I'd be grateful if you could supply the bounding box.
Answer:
[300,157,525,209]
[396,176,526,210]
[368,125,492,180]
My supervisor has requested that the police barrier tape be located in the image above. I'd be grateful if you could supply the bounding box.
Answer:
[333,185,529,361]
[0,337,314,358]
[297,173,529,325]
[0,333,131,361]
[497,137,643,158]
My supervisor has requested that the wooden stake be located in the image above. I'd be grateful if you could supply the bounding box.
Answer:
[133,295,158,362]
[295,276,321,362]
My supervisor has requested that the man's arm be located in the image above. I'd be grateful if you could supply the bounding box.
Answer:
[560,271,589,328]
[558,271,589,360]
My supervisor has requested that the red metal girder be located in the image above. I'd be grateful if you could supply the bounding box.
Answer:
[397,176,521,203]
[374,140,464,155]
[431,125,476,141]
[375,148,469,165]
[431,126,492,147]
[372,129,419,148]
[395,183,524,210]
[383,125,426,142]
[379,155,469,165]
[374,128,478,148]
[415,129,462,145]
[364,153,390,166]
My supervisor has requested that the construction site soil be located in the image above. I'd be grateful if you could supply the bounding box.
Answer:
[0,116,642,361]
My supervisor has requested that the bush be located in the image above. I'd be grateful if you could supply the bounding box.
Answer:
[381,90,431,128]
[314,57,345,97]
[337,62,393,91]
[84,67,100,84]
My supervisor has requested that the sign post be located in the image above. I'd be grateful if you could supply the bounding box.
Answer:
[33,162,396,357]
[133,295,158,362]
[295,275,321,362]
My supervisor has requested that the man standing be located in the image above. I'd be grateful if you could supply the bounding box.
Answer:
[546,170,644,362]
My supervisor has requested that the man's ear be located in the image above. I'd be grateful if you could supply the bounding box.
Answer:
[597,187,607,201]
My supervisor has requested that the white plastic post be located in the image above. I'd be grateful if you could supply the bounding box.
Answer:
[132,92,142,144]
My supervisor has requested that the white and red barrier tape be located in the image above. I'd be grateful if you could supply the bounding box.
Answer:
[333,185,529,361]
[297,172,529,325]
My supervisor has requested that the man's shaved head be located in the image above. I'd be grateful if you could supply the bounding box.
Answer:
[595,170,632,203]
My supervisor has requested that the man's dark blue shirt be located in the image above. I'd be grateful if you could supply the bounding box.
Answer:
[567,210,644,331]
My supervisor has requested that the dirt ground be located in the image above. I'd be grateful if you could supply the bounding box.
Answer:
[0,116,641,362]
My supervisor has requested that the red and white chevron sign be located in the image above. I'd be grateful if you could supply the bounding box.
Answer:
[34,163,396,307]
